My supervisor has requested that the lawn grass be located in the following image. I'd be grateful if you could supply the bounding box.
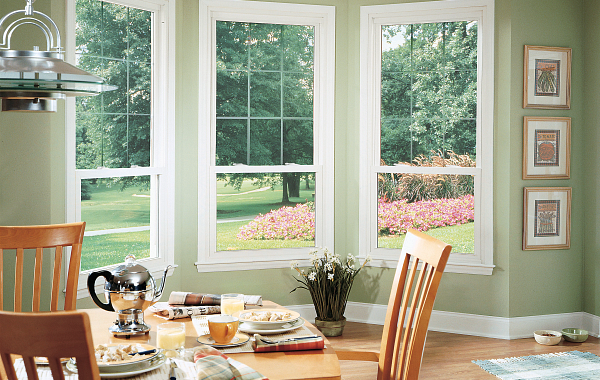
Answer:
[378,222,475,253]
[81,180,150,231]
[81,230,150,271]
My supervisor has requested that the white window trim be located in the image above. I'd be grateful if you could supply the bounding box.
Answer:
[65,0,176,298]
[359,0,495,275]
[197,0,335,272]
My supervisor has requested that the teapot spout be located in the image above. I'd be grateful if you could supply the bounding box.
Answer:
[154,265,172,301]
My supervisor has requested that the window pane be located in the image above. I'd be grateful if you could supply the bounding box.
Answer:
[377,173,474,253]
[249,119,280,165]
[216,173,316,251]
[127,8,152,63]
[250,71,281,117]
[249,23,282,71]
[216,70,248,117]
[80,176,151,271]
[283,120,313,164]
[76,113,103,170]
[101,2,128,60]
[381,21,477,164]
[282,25,314,72]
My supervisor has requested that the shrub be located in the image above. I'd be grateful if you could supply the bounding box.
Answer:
[379,150,475,203]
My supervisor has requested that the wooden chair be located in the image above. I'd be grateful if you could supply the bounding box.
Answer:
[336,229,452,380]
[0,222,86,312]
[0,310,100,380]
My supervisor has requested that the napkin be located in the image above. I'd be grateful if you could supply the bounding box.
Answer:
[149,302,221,320]
[252,334,325,353]
[193,345,268,380]
[169,292,263,307]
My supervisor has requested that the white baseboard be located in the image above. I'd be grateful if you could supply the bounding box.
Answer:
[285,302,600,340]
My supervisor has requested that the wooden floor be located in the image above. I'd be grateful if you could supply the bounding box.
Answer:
[326,322,600,379]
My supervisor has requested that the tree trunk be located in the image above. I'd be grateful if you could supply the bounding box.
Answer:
[288,174,300,198]
[282,174,290,203]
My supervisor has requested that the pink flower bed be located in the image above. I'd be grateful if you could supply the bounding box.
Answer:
[237,195,474,240]
[237,203,315,241]
[378,194,474,235]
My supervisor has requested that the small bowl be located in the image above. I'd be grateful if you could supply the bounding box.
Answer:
[562,328,588,343]
[534,330,562,345]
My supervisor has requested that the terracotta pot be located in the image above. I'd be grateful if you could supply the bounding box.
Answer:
[314,316,346,337]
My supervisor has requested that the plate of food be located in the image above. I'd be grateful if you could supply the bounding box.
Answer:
[239,316,305,334]
[66,343,165,377]
[94,343,159,368]
[34,357,70,365]
[235,309,300,329]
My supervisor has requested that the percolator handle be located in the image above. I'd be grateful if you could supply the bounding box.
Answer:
[87,270,115,312]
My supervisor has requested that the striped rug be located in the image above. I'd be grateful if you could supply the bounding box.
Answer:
[473,351,600,379]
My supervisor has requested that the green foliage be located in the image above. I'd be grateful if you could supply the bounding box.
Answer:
[379,150,475,202]
[380,21,478,164]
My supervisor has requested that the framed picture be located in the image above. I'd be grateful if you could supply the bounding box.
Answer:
[523,116,570,179]
[523,187,571,250]
[523,45,571,109]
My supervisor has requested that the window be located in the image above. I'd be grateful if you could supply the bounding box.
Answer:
[197,0,335,271]
[66,0,175,296]
[359,0,494,274]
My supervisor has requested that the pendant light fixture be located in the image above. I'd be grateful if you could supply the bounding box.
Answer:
[0,0,115,112]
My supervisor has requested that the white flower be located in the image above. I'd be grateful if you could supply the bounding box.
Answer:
[290,260,299,269]
[366,254,372,263]
[331,254,341,264]
[300,269,305,274]
[325,262,333,271]
[327,273,334,280]
[347,253,356,264]
[308,272,316,281]
[310,255,319,265]
[346,267,354,273]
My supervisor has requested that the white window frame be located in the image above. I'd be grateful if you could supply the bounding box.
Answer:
[197,0,335,272]
[359,0,495,275]
[65,0,176,298]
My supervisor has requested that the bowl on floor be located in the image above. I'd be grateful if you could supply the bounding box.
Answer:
[533,330,562,345]
[561,328,588,343]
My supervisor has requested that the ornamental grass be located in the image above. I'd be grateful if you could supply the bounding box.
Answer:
[290,249,371,321]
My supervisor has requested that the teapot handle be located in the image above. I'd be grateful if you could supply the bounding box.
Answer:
[87,270,115,312]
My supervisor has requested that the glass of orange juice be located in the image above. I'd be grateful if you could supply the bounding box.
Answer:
[157,322,185,357]
[221,293,245,316]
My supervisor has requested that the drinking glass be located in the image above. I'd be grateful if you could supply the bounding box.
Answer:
[157,322,185,357]
[221,293,245,316]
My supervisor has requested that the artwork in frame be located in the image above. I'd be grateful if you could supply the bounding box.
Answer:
[523,187,571,250]
[523,45,571,109]
[523,116,570,179]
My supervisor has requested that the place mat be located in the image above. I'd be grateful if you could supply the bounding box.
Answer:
[12,357,196,380]
[473,351,600,379]
[192,315,315,353]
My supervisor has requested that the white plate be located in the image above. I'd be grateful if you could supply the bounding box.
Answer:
[94,343,159,368]
[239,317,305,335]
[66,354,166,378]
[235,309,300,329]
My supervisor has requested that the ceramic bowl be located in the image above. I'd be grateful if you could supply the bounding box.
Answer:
[533,330,562,345]
[562,328,588,343]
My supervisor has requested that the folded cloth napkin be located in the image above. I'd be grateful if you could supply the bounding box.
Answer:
[169,292,263,307]
[252,334,325,353]
[193,345,268,380]
[149,302,221,319]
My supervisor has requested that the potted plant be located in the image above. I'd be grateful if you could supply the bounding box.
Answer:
[290,248,371,336]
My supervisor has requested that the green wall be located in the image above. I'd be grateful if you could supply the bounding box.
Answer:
[1,0,596,319]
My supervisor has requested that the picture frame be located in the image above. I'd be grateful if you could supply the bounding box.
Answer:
[523,45,571,109]
[523,187,571,250]
[522,116,570,179]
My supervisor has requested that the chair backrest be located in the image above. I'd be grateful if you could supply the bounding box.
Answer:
[0,222,86,312]
[378,229,452,380]
[0,310,100,380]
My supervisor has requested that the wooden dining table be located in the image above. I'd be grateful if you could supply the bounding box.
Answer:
[1,301,341,380]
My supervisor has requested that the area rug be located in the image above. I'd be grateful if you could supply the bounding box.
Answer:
[472,351,600,379]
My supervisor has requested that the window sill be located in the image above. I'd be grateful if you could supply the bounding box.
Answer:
[367,256,494,275]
